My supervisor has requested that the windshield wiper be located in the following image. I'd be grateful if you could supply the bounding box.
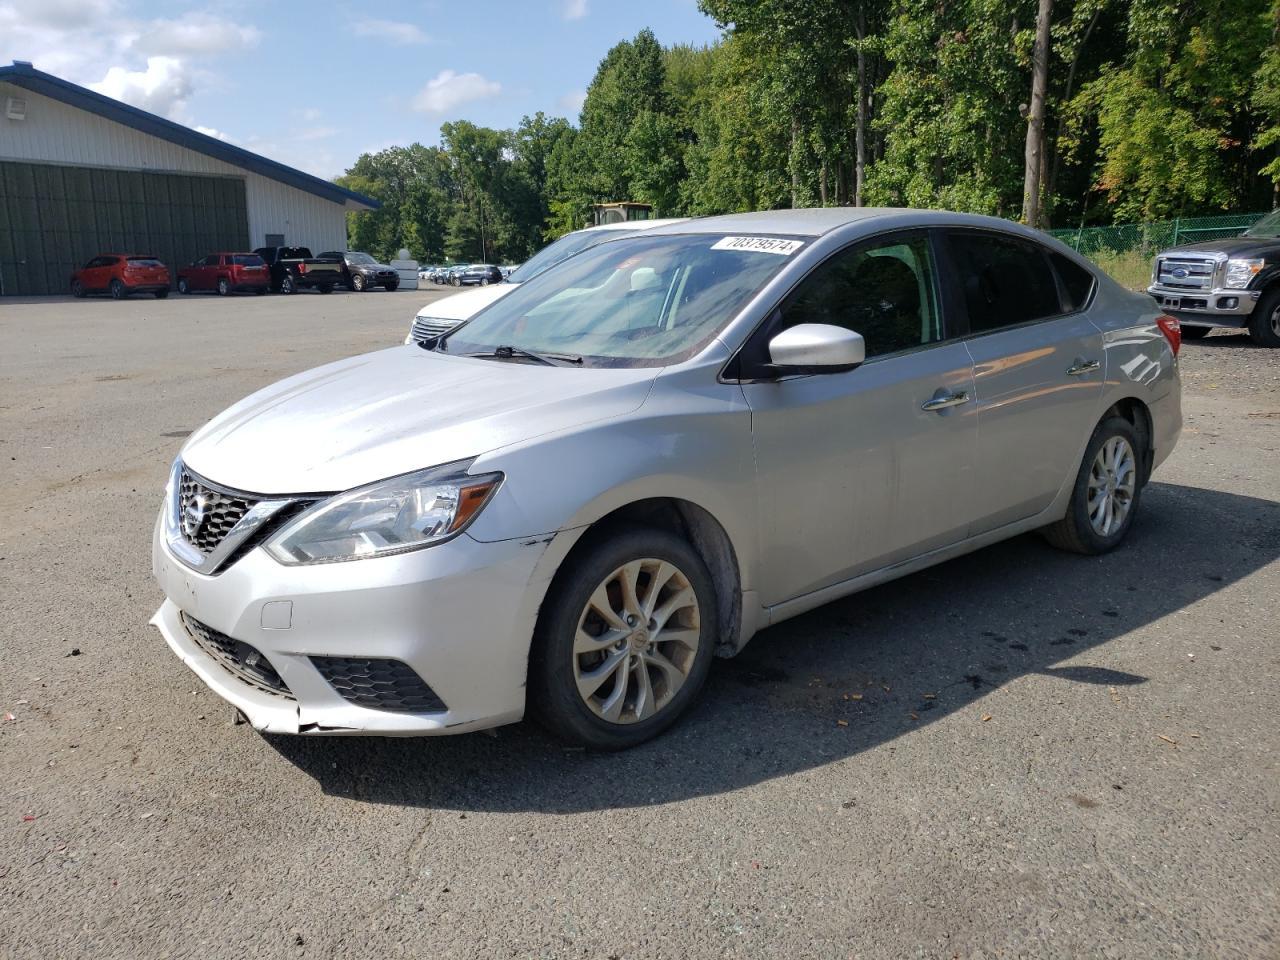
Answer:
[466,345,583,366]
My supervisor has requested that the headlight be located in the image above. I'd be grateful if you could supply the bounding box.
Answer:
[265,463,502,565]
[1223,258,1264,289]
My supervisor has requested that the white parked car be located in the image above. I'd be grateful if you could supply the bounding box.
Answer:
[406,218,688,344]
[152,208,1182,750]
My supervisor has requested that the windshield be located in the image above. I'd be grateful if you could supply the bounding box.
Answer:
[346,252,377,264]
[1244,209,1280,238]
[506,228,639,284]
[440,232,806,368]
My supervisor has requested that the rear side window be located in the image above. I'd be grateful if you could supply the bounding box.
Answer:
[232,254,264,266]
[280,247,311,259]
[946,232,1061,333]
[128,257,164,267]
[1050,252,1096,313]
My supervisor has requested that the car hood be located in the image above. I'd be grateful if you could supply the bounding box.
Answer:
[417,284,517,320]
[1161,236,1275,259]
[180,346,658,494]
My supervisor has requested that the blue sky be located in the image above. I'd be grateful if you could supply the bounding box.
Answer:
[0,0,723,178]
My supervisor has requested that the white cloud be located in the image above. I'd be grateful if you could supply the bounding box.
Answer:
[558,88,587,115]
[562,0,588,20]
[131,14,260,57]
[90,56,194,119]
[351,18,429,45]
[194,124,235,143]
[411,69,501,114]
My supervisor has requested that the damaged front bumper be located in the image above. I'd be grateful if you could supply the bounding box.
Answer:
[151,516,556,735]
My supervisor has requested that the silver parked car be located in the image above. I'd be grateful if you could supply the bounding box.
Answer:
[151,208,1182,750]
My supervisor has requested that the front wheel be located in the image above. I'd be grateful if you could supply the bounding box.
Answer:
[110,279,126,300]
[351,273,365,292]
[1042,416,1143,555]
[177,278,190,295]
[528,526,718,750]
[1247,289,1280,348]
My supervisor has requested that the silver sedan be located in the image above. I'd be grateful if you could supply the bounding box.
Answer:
[151,208,1182,749]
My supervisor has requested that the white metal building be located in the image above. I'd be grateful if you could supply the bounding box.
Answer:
[0,60,378,296]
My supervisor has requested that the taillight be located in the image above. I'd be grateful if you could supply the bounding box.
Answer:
[1156,314,1181,356]
[297,262,307,273]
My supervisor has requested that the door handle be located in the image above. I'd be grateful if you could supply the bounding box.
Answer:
[1066,359,1101,376]
[921,391,970,412]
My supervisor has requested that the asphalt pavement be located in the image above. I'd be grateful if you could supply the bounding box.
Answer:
[0,289,1276,959]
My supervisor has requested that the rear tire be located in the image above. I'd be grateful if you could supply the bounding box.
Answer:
[71,280,85,298]
[1179,325,1211,340]
[1042,415,1143,555]
[1247,288,1280,348]
[279,275,296,295]
[110,279,126,300]
[528,526,718,750]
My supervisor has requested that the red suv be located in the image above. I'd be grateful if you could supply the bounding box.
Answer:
[71,255,170,299]
[177,253,271,296]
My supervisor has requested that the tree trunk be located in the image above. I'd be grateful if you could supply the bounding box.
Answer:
[1022,0,1053,228]
[854,4,867,206]
[790,117,801,209]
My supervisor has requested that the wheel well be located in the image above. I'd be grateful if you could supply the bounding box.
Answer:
[563,498,744,657]
[1106,398,1153,484]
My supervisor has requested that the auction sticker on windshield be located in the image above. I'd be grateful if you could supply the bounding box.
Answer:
[710,236,805,256]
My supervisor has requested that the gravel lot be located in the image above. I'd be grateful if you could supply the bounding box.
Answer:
[1,291,1277,959]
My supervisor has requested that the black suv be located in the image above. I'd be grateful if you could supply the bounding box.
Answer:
[455,264,504,287]
[319,251,401,292]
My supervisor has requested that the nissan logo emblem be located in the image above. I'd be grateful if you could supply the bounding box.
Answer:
[182,491,211,538]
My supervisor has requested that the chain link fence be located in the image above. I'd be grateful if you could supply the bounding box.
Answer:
[1049,212,1267,258]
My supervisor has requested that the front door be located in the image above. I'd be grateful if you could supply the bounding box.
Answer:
[740,231,979,606]
[941,229,1106,532]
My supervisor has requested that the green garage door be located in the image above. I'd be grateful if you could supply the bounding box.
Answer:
[0,161,249,296]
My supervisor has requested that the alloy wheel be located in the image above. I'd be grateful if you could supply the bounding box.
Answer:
[1271,303,1280,338]
[1087,435,1136,537]
[572,558,700,724]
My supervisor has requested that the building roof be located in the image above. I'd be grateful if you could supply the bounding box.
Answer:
[0,61,379,211]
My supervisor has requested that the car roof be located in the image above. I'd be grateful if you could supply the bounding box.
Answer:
[639,207,1049,240]
[581,216,689,234]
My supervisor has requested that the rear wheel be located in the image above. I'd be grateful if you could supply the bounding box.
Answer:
[110,279,126,300]
[480,277,490,286]
[216,277,230,296]
[529,527,717,750]
[279,275,296,295]
[1042,415,1143,555]
[1179,325,1211,340]
[1247,288,1280,348]
[177,278,190,295]
[71,280,85,298]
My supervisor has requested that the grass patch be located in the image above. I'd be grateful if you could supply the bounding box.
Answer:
[1083,249,1154,291]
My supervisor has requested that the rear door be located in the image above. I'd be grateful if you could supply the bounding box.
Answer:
[941,229,1105,533]
[83,257,111,290]
[741,230,979,605]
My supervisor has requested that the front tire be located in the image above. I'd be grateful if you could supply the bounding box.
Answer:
[351,273,366,292]
[1042,415,1143,555]
[216,277,230,296]
[529,526,718,750]
[177,278,190,295]
[1247,288,1280,348]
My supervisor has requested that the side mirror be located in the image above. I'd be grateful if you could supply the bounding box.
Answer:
[766,323,865,375]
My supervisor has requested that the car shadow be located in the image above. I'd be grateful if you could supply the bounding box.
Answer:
[1187,331,1264,349]
[265,481,1279,812]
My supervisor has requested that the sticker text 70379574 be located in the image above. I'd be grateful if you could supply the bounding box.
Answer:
[709,236,805,256]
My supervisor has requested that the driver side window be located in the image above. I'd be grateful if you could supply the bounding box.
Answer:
[779,233,942,360]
